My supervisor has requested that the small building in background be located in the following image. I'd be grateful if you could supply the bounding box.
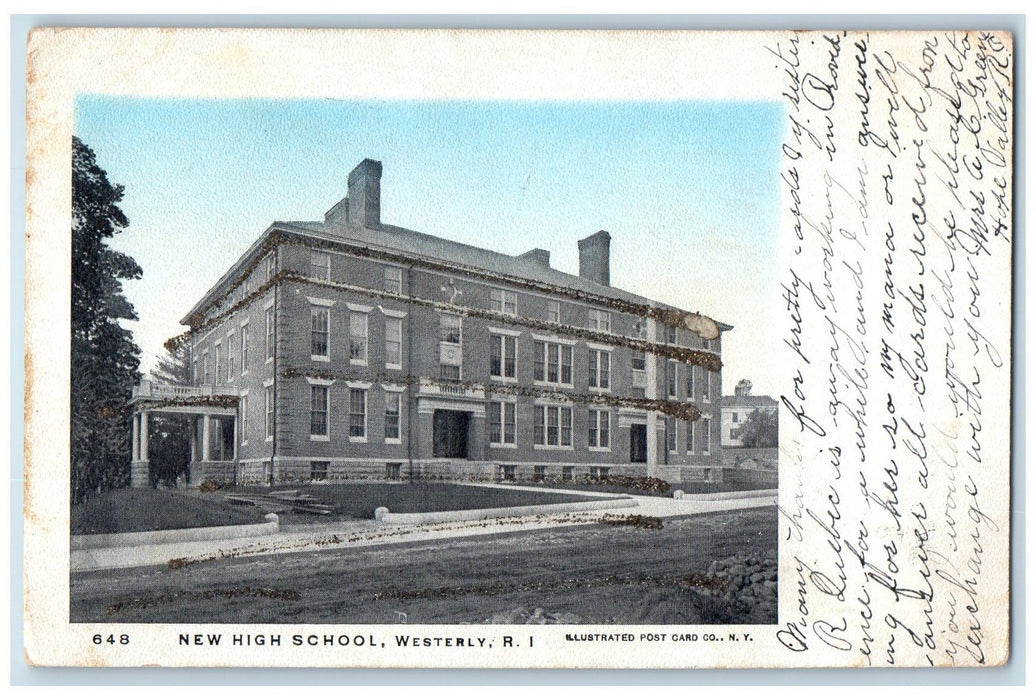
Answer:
[721,379,778,448]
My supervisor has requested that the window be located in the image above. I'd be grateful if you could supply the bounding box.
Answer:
[264,385,274,440]
[488,401,517,446]
[588,309,611,332]
[547,301,560,324]
[349,388,367,440]
[631,349,646,372]
[310,385,329,438]
[490,334,517,380]
[349,312,368,364]
[384,266,403,294]
[588,349,611,390]
[214,343,222,384]
[588,409,610,448]
[590,466,610,480]
[533,341,572,385]
[265,253,276,282]
[311,306,330,359]
[240,322,249,372]
[732,411,740,424]
[440,313,462,344]
[534,405,572,447]
[686,364,695,397]
[534,465,546,482]
[667,417,677,453]
[265,307,275,361]
[562,465,574,482]
[385,317,402,368]
[704,371,714,401]
[439,314,462,380]
[202,351,210,385]
[227,334,236,379]
[490,288,517,315]
[667,360,678,398]
[193,359,199,384]
[501,465,517,481]
[702,417,712,453]
[686,420,695,453]
[311,461,329,481]
[385,392,401,441]
[666,325,678,344]
[240,394,248,443]
[310,251,331,281]
[385,463,402,480]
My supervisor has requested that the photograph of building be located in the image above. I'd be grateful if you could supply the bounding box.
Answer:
[129,158,731,488]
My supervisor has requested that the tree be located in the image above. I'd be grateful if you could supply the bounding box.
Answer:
[71,137,142,503]
[736,408,778,448]
[147,344,192,486]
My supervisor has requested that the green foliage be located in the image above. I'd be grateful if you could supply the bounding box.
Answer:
[71,137,142,503]
[736,408,778,448]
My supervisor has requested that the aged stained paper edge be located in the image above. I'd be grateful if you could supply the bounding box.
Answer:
[20,25,1016,671]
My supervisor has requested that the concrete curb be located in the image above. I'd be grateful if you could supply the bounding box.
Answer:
[71,514,279,551]
[374,496,636,525]
[674,488,778,502]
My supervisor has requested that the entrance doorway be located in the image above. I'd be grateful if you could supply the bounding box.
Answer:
[433,410,470,458]
[630,423,647,463]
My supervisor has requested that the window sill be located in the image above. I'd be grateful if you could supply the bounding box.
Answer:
[489,442,518,449]
[589,386,612,393]
[349,437,368,444]
[533,444,574,451]
[310,435,330,442]
[349,359,368,367]
[386,363,403,371]
[588,446,612,452]
[490,376,518,383]
[533,380,574,389]
[384,438,402,445]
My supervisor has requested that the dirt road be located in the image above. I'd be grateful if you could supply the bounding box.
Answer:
[71,506,777,625]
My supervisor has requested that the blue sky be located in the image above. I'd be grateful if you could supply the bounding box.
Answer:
[75,97,783,397]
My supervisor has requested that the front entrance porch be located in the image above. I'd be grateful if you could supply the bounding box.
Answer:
[129,380,240,488]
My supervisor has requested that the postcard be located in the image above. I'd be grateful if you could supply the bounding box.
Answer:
[23,27,1013,668]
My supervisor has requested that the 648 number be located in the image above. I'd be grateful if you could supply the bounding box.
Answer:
[92,634,129,645]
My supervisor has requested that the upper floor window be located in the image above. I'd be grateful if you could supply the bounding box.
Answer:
[384,266,403,295]
[732,411,740,424]
[667,417,677,452]
[264,385,274,440]
[588,309,611,333]
[702,417,712,453]
[686,364,696,397]
[490,334,517,380]
[385,317,402,369]
[265,253,276,282]
[534,340,573,385]
[192,359,199,384]
[666,325,678,344]
[310,251,331,281]
[686,420,696,453]
[588,349,611,390]
[490,288,517,315]
[349,312,368,365]
[202,351,210,385]
[265,307,275,361]
[547,300,561,324]
[240,322,250,372]
[227,334,236,379]
[440,313,462,345]
[213,343,222,384]
[311,306,330,360]
[667,359,678,398]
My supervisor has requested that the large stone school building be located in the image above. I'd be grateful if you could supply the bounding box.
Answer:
[129,159,730,487]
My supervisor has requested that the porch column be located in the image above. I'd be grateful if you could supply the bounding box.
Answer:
[232,416,238,460]
[130,411,150,488]
[202,414,211,463]
[131,413,139,461]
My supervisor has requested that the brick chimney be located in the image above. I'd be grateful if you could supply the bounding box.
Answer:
[518,248,551,267]
[735,379,753,397]
[578,230,611,286]
[347,159,382,228]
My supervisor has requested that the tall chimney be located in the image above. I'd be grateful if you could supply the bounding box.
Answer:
[578,230,611,286]
[347,159,382,228]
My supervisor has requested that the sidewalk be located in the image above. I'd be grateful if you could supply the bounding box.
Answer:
[70,490,777,574]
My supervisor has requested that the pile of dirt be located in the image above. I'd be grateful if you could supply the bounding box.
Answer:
[485,606,582,624]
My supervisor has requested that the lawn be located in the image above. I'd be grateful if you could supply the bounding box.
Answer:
[72,482,606,534]
[71,488,258,535]
[232,481,603,524]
